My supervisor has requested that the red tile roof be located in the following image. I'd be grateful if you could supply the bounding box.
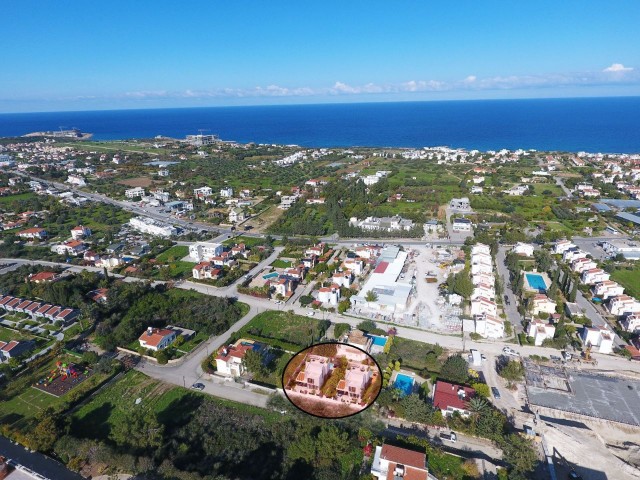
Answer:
[380,444,426,470]
[433,381,475,412]
[28,271,57,282]
[216,343,253,362]
[138,328,175,347]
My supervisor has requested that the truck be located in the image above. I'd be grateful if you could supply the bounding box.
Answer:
[469,349,482,366]
[440,432,457,443]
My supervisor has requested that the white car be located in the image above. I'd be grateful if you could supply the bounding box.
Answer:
[307,311,315,317]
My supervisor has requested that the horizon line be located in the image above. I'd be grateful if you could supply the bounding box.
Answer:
[1,93,639,116]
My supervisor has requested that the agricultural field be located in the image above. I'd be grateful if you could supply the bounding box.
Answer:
[236,310,330,352]
[0,192,36,205]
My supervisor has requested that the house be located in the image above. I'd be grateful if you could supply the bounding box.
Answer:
[433,381,476,417]
[337,362,372,402]
[193,186,213,198]
[563,248,587,263]
[452,217,472,232]
[622,314,640,333]
[346,329,372,351]
[283,266,305,281]
[211,251,236,268]
[564,302,584,319]
[138,327,178,351]
[471,284,495,301]
[342,258,364,276]
[470,297,497,317]
[512,242,535,257]
[0,340,35,363]
[470,261,492,275]
[189,242,223,262]
[88,288,109,303]
[53,240,86,256]
[230,243,250,258]
[531,294,557,315]
[354,245,381,260]
[220,187,234,198]
[70,225,91,240]
[553,240,576,255]
[55,308,79,324]
[581,268,610,285]
[274,277,295,298]
[318,284,341,305]
[571,257,597,274]
[472,272,495,286]
[471,243,491,256]
[17,227,47,240]
[26,271,59,283]
[581,326,614,354]
[527,319,556,346]
[423,219,443,234]
[228,207,245,223]
[278,195,298,210]
[305,243,326,257]
[215,340,261,376]
[592,280,625,300]
[371,444,429,480]
[296,355,331,393]
[192,262,222,280]
[332,271,353,288]
[125,187,146,199]
[449,197,471,211]
[607,295,640,317]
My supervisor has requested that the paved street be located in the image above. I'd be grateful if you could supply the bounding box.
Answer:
[0,436,83,480]
[495,245,523,334]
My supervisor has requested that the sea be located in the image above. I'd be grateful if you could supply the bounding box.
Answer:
[1,96,639,153]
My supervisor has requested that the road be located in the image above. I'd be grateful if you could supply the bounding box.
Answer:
[495,246,524,334]
[0,435,84,480]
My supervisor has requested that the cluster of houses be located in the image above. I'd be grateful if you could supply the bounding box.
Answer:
[191,242,251,281]
[348,215,415,233]
[0,339,35,363]
[0,294,79,325]
[465,243,504,339]
[552,239,625,353]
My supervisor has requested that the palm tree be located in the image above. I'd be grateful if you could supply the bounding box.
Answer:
[467,397,490,417]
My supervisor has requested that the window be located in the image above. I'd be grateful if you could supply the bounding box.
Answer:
[307,378,314,384]
[349,386,356,393]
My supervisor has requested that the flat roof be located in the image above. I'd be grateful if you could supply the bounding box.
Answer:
[616,212,640,226]
[525,360,640,426]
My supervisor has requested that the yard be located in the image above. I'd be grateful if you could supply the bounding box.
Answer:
[0,192,36,205]
[236,310,330,352]
[155,245,189,262]
[611,266,640,299]
[386,337,447,373]
[270,259,294,269]
[222,235,269,248]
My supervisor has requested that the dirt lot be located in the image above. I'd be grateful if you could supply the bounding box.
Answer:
[118,177,154,187]
[242,205,284,233]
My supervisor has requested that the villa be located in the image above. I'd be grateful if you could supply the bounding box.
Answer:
[337,362,372,402]
[433,381,476,417]
[138,327,178,352]
[371,444,429,480]
[296,355,331,394]
[527,319,556,346]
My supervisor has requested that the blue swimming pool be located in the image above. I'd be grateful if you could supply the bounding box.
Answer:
[394,373,414,397]
[526,273,547,292]
[263,272,279,280]
[370,335,387,347]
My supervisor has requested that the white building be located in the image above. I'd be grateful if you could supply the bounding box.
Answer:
[220,187,234,198]
[553,240,576,255]
[581,268,610,285]
[563,248,587,263]
[581,326,614,354]
[470,297,497,317]
[607,295,640,316]
[452,218,472,232]
[449,197,471,211]
[129,217,177,237]
[70,225,91,240]
[228,207,245,223]
[471,261,492,275]
[464,313,504,339]
[531,294,557,315]
[571,257,597,273]
[512,242,534,257]
[193,186,213,198]
[349,216,414,232]
[592,280,625,300]
[189,242,223,262]
[279,195,298,210]
[622,314,640,333]
[371,444,429,480]
[527,319,556,346]
[66,174,86,187]
[317,284,341,305]
[125,187,146,199]
[471,243,491,256]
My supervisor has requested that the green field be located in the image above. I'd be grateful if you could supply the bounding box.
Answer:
[270,259,293,268]
[0,192,36,205]
[387,337,445,372]
[155,245,190,262]
[0,326,29,342]
[222,235,268,248]
[236,310,330,351]
[611,267,640,299]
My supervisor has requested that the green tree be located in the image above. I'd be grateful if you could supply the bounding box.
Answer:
[471,382,491,399]
[242,349,265,377]
[439,354,469,384]
[27,412,60,452]
[365,290,378,302]
[337,299,350,314]
[498,359,524,381]
[109,409,164,452]
[81,351,99,365]
[156,350,169,365]
[357,320,377,332]
[501,434,537,476]
[453,271,473,298]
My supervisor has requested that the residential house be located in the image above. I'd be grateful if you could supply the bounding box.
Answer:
[52,240,86,256]
[192,262,222,280]
[471,243,491,256]
[512,242,534,257]
[138,327,178,352]
[581,326,614,354]
[472,272,495,286]
[471,283,495,301]
[371,444,429,480]
[553,240,577,255]
[211,251,236,268]
[26,271,59,283]
[470,261,492,276]
[318,284,341,305]
[622,314,640,333]
[0,340,35,363]
[531,294,557,315]
[342,258,364,276]
[220,187,234,198]
[332,271,353,288]
[125,187,145,199]
[17,227,47,240]
[189,242,223,262]
[433,381,476,417]
[215,341,257,376]
[228,207,245,223]
[592,281,625,300]
[571,257,597,274]
[470,297,497,317]
[527,319,556,346]
[296,355,331,393]
[70,225,91,240]
[581,268,610,285]
[230,243,250,258]
[452,218,472,232]
[305,243,326,257]
[337,362,372,402]
[89,288,109,303]
[273,277,294,298]
[193,186,213,198]
[607,295,640,317]
[449,197,471,211]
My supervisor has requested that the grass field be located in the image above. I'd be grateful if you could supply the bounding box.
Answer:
[156,245,190,262]
[611,267,640,299]
[222,235,269,248]
[0,326,30,342]
[0,192,36,205]
[387,337,446,372]
[270,259,293,268]
[237,310,330,352]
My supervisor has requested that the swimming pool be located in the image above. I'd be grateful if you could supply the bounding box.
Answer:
[394,373,414,397]
[370,335,387,347]
[263,272,279,280]
[526,273,547,292]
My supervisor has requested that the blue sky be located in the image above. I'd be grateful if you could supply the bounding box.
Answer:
[2,0,639,112]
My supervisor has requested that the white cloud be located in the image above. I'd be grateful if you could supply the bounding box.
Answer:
[603,63,633,73]
[463,75,477,83]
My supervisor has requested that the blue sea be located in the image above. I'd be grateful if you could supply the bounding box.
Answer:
[1,97,639,153]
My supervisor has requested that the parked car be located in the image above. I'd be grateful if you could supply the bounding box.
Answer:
[191,383,205,391]
[491,387,501,399]
[440,432,457,443]
[307,311,315,317]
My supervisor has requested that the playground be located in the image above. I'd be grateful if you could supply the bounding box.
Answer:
[33,360,93,397]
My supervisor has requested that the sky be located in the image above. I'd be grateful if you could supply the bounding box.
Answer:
[1,0,640,112]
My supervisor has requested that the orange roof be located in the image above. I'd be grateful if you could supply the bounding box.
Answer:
[28,271,56,282]
[19,227,45,234]
[216,343,253,362]
[139,328,175,347]
[380,444,426,470]
[64,240,84,248]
